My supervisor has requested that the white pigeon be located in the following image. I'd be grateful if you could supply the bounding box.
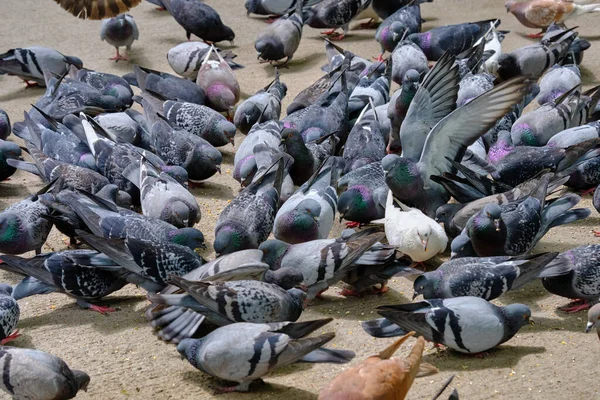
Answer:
[375,190,448,262]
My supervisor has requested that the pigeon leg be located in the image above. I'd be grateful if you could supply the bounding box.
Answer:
[0,330,20,345]
[471,352,490,358]
[594,230,600,237]
[581,187,596,196]
[187,180,205,189]
[371,53,385,62]
[560,300,591,313]
[265,15,280,23]
[321,29,337,35]
[20,78,39,88]
[339,288,363,297]
[76,298,117,314]
[345,221,362,229]
[526,31,545,39]
[212,379,256,394]
[155,6,166,10]
[109,48,128,62]
[359,19,378,29]
[328,32,346,41]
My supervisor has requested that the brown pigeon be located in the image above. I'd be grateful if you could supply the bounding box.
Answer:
[53,0,143,19]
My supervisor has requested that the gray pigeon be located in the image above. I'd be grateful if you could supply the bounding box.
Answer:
[246,0,321,17]
[250,144,295,202]
[373,0,432,19]
[0,46,83,87]
[390,40,428,85]
[177,319,350,392]
[281,128,336,186]
[0,250,127,313]
[337,161,387,225]
[167,42,243,81]
[369,297,532,353]
[0,140,22,181]
[0,285,19,346]
[457,72,494,107]
[233,120,282,186]
[259,227,385,299]
[274,158,341,243]
[343,106,387,172]
[305,0,371,41]
[537,64,581,105]
[94,112,141,144]
[164,100,236,147]
[214,159,284,255]
[547,121,600,148]
[348,74,390,115]
[234,71,287,134]
[196,46,240,113]
[100,14,139,61]
[542,245,600,313]
[74,69,134,108]
[586,304,600,340]
[161,0,235,43]
[129,65,206,106]
[0,110,10,140]
[375,4,422,54]
[384,75,529,217]
[412,252,568,301]
[255,0,304,66]
[0,194,52,255]
[123,161,201,228]
[0,347,89,400]
[387,70,420,153]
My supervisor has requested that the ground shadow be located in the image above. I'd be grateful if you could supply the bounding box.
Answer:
[424,344,546,371]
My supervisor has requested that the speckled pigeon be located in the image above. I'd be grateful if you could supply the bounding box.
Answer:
[162,0,235,44]
[305,0,371,41]
[0,285,19,345]
[0,194,52,255]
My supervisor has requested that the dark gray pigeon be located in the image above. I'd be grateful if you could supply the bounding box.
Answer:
[0,250,127,314]
[100,14,139,61]
[384,76,529,217]
[0,46,83,87]
[246,0,321,17]
[375,4,422,54]
[371,297,532,353]
[75,69,134,108]
[128,65,205,106]
[305,0,371,41]
[343,106,386,172]
[0,285,19,345]
[233,120,282,186]
[0,109,10,140]
[390,40,428,85]
[542,245,600,313]
[338,161,387,225]
[255,1,304,66]
[234,71,287,134]
[162,0,235,44]
[412,252,568,301]
[372,0,432,19]
[177,319,350,392]
[537,64,581,105]
[387,69,420,153]
[281,128,336,186]
[0,140,22,181]
[0,346,89,400]
[0,194,52,255]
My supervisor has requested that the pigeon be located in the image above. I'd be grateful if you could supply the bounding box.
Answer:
[214,159,284,255]
[94,112,141,144]
[177,319,349,392]
[164,100,236,147]
[541,245,600,312]
[0,346,90,400]
[338,161,387,225]
[161,0,235,43]
[537,64,581,105]
[128,65,205,106]
[0,46,83,87]
[74,68,135,108]
[259,227,385,299]
[305,0,372,41]
[274,158,340,243]
[233,120,282,186]
[0,250,127,313]
[281,128,336,186]
[462,185,590,257]
[318,332,438,400]
[167,42,243,81]
[408,20,500,61]
[124,162,201,228]
[543,22,591,65]
[234,70,287,134]
[375,4,422,54]
[457,72,494,107]
[255,0,304,66]
[100,14,139,61]
[249,144,295,202]
[0,193,53,255]
[412,252,569,300]
[377,191,447,263]
[164,277,306,324]
[547,121,600,148]
[372,297,533,353]
[343,105,387,172]
[390,40,428,85]
[348,74,390,116]
[146,0,165,8]
[246,0,321,17]
[0,110,10,140]
[506,0,600,38]
[383,74,529,217]
[0,140,22,181]
[496,28,577,81]
[148,118,223,181]
[372,0,432,19]
[196,46,240,114]
[585,303,600,340]
[53,0,142,19]
[387,70,420,153]
[0,285,20,346]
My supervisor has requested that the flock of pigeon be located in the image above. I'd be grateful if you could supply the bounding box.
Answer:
[0,0,599,398]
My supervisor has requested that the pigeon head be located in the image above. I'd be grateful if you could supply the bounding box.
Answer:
[217,119,236,146]
[0,284,12,296]
[413,273,439,299]
[0,141,21,160]
[214,223,251,256]
[234,102,261,134]
[206,85,237,114]
[502,303,532,335]
[378,22,406,52]
[511,123,537,146]
[275,199,321,244]
[115,190,133,209]
[168,228,206,251]
[586,304,600,335]
[73,370,91,393]
[281,128,309,156]
[93,95,127,112]
[287,287,308,311]
[162,200,192,228]
[177,338,204,369]
[338,186,374,224]
[303,127,326,143]
[404,69,421,84]
[184,143,222,181]
[245,0,263,14]
[259,239,291,269]
[102,84,134,108]
[161,165,189,187]
[65,56,84,69]
[79,153,98,171]
[382,155,423,196]
[255,37,285,63]
[233,155,257,187]
[264,267,304,290]
[497,54,519,82]
[450,233,475,258]
[220,26,236,45]
[0,213,22,245]
[416,224,432,252]
[435,203,464,227]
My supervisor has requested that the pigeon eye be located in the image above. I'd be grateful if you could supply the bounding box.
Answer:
[419,286,424,290]
[288,133,293,139]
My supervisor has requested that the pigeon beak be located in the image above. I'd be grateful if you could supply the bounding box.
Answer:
[421,239,428,252]
[216,165,222,174]
[229,137,235,146]
[529,319,535,326]
[300,284,308,292]
[339,215,344,223]
[313,215,320,222]
[586,321,594,333]
[494,219,501,231]
[412,292,418,300]
[230,40,235,46]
